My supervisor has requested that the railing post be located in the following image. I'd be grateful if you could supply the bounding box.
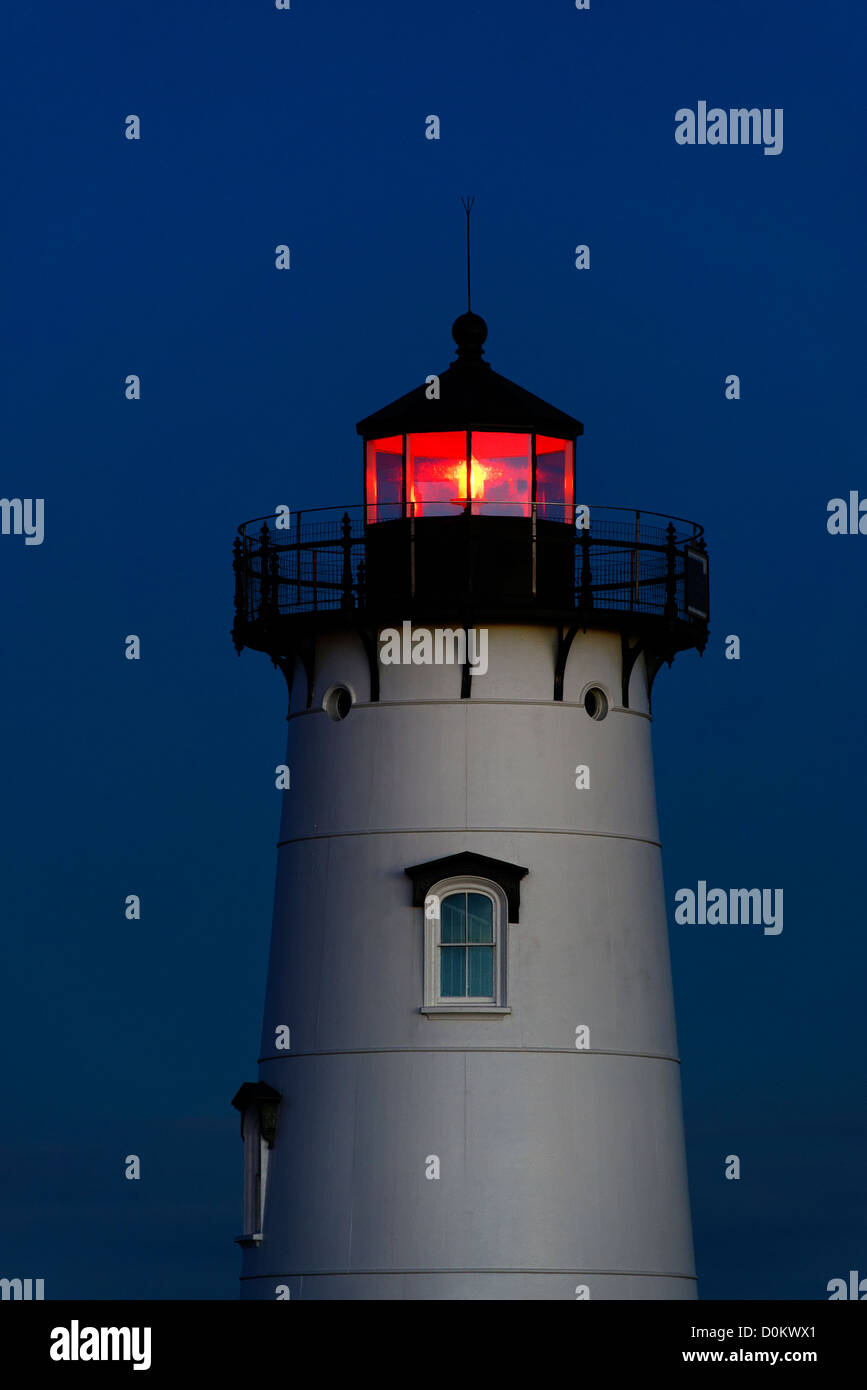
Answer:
[258,523,271,618]
[579,523,593,609]
[531,500,537,598]
[295,510,302,611]
[632,510,640,607]
[269,544,280,616]
[465,497,474,602]
[340,511,354,610]
[356,557,366,609]
[410,499,416,601]
[664,521,677,620]
[312,549,318,612]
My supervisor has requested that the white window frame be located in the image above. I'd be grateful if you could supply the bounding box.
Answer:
[421,875,510,1017]
[239,1108,273,1245]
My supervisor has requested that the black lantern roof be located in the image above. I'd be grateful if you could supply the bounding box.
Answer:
[355,312,583,439]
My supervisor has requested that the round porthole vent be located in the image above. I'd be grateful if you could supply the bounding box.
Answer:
[324,685,353,721]
[583,687,609,721]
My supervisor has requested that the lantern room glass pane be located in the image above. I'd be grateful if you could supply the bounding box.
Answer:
[365,436,403,523]
[407,432,466,517]
[536,436,574,522]
[469,432,531,516]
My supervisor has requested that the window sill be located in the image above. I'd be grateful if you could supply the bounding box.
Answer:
[420,1006,511,1018]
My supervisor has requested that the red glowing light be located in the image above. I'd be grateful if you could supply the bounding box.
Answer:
[365,431,573,522]
[469,457,487,500]
[469,433,531,515]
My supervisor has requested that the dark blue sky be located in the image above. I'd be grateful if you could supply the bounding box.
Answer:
[2,0,864,1299]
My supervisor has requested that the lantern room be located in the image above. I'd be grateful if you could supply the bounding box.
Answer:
[364,430,574,522]
[233,305,708,668]
[357,311,582,526]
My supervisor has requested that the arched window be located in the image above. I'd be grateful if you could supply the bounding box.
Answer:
[405,851,528,1017]
[423,878,507,1013]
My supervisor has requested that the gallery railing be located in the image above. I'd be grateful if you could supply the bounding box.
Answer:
[232,502,708,640]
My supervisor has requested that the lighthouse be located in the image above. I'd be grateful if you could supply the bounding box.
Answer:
[231,305,709,1301]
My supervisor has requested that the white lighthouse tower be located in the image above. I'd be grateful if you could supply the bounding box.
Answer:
[231,306,709,1300]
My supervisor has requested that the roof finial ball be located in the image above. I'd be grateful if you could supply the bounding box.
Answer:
[451,309,488,362]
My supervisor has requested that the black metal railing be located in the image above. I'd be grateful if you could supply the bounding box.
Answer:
[232,502,708,640]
